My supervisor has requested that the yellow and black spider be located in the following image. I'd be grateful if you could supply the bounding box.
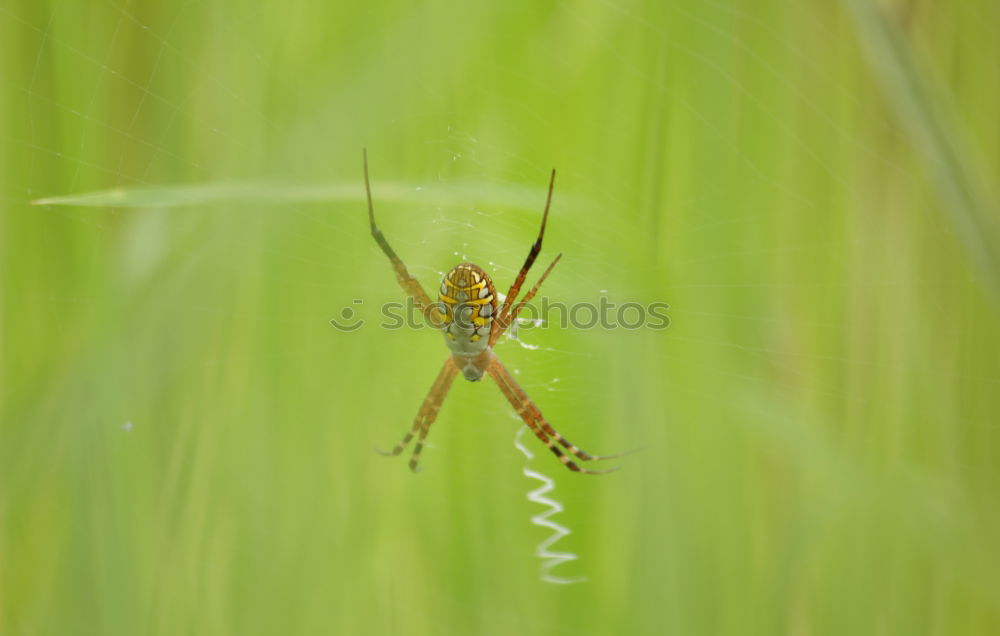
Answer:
[365,150,619,474]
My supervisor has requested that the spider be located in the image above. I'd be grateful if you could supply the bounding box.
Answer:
[364,150,620,474]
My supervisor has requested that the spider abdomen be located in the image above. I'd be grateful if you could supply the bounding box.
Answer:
[439,263,496,363]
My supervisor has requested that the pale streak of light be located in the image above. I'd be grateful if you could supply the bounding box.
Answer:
[513,426,586,585]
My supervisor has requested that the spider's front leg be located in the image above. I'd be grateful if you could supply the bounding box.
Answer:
[376,357,458,472]
[487,356,620,474]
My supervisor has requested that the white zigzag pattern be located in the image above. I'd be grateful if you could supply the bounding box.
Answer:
[513,426,586,585]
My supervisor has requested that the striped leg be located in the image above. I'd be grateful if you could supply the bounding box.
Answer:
[364,149,444,327]
[491,169,556,343]
[490,253,562,346]
[490,356,620,461]
[376,358,458,472]
[488,357,619,474]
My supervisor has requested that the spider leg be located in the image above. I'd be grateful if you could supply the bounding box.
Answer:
[376,358,458,472]
[364,149,444,326]
[491,169,556,342]
[488,357,619,474]
[489,253,562,346]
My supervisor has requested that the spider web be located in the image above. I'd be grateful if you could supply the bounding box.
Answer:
[4,0,998,611]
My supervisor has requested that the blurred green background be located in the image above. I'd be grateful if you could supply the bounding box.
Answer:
[2,1,999,634]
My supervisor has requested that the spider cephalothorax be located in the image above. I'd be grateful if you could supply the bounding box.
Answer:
[364,150,619,473]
